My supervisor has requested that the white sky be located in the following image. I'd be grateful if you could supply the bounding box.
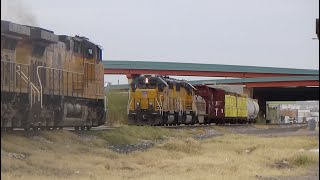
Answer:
[1,0,319,84]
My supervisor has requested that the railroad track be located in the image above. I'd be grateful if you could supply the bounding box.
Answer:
[158,123,308,129]
[0,123,309,133]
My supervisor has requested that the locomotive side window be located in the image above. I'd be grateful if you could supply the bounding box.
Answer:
[186,86,192,95]
[131,83,136,92]
[32,45,46,57]
[65,39,71,51]
[147,78,157,89]
[158,83,164,92]
[73,40,81,54]
[168,82,173,89]
[97,47,102,61]
[86,48,94,59]
[3,38,17,51]
[176,83,181,92]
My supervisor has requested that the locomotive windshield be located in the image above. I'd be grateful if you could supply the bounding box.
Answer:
[137,77,157,89]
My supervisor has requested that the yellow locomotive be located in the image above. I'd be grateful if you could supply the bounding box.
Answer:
[1,20,106,130]
[128,75,197,125]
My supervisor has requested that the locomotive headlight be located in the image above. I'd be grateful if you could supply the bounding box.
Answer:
[149,102,153,108]
[136,102,140,109]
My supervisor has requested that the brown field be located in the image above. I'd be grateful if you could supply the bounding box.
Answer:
[1,126,319,180]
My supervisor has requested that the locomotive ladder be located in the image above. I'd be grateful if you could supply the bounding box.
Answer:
[16,65,40,107]
[0,60,40,108]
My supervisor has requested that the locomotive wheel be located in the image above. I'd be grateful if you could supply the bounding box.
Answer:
[86,127,91,130]
[81,127,85,130]
[75,127,79,131]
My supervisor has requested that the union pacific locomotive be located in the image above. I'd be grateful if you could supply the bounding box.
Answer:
[128,75,197,125]
[1,20,106,131]
[128,75,259,126]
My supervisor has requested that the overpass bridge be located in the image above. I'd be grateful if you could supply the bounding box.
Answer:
[103,60,319,87]
[103,60,318,78]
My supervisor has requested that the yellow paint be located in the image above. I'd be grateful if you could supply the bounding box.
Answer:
[2,35,104,100]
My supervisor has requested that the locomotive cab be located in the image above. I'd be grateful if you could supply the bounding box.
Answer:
[128,75,167,125]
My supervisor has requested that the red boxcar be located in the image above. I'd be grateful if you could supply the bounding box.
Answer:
[195,85,225,123]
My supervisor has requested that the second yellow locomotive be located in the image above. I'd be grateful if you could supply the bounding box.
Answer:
[128,75,197,125]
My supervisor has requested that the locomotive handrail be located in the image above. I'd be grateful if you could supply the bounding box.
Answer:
[127,98,134,114]
[95,80,103,95]
[16,66,40,104]
[155,98,163,115]
[159,95,164,109]
[37,66,84,108]
[104,95,108,112]
[1,60,40,106]
[1,60,30,66]
[16,66,36,105]
[16,65,40,97]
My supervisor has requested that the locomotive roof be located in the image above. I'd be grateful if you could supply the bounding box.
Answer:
[26,25,54,34]
[163,77,196,90]
[1,20,101,47]
[207,85,243,94]
[130,75,168,86]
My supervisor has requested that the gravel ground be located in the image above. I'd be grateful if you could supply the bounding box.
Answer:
[227,124,319,137]
[193,128,223,140]
[107,140,163,154]
[1,150,27,160]
[261,166,319,180]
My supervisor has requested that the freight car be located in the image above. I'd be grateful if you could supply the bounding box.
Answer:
[127,75,259,126]
[195,85,259,124]
[1,20,107,131]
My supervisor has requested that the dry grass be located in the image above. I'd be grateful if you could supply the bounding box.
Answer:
[1,127,319,180]
[86,125,173,144]
[105,91,129,126]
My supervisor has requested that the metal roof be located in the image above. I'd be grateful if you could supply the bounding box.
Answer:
[107,76,319,90]
[103,60,319,75]
[189,76,320,85]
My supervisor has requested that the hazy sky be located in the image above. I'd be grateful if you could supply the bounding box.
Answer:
[1,0,319,84]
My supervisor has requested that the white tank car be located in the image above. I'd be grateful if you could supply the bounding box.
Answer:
[247,98,259,119]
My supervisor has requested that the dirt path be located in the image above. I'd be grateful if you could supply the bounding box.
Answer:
[262,166,319,180]
[226,124,319,138]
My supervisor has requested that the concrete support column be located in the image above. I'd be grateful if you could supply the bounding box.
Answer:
[253,92,267,123]
[243,87,253,98]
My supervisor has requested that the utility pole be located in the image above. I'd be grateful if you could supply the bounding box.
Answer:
[316,18,319,40]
